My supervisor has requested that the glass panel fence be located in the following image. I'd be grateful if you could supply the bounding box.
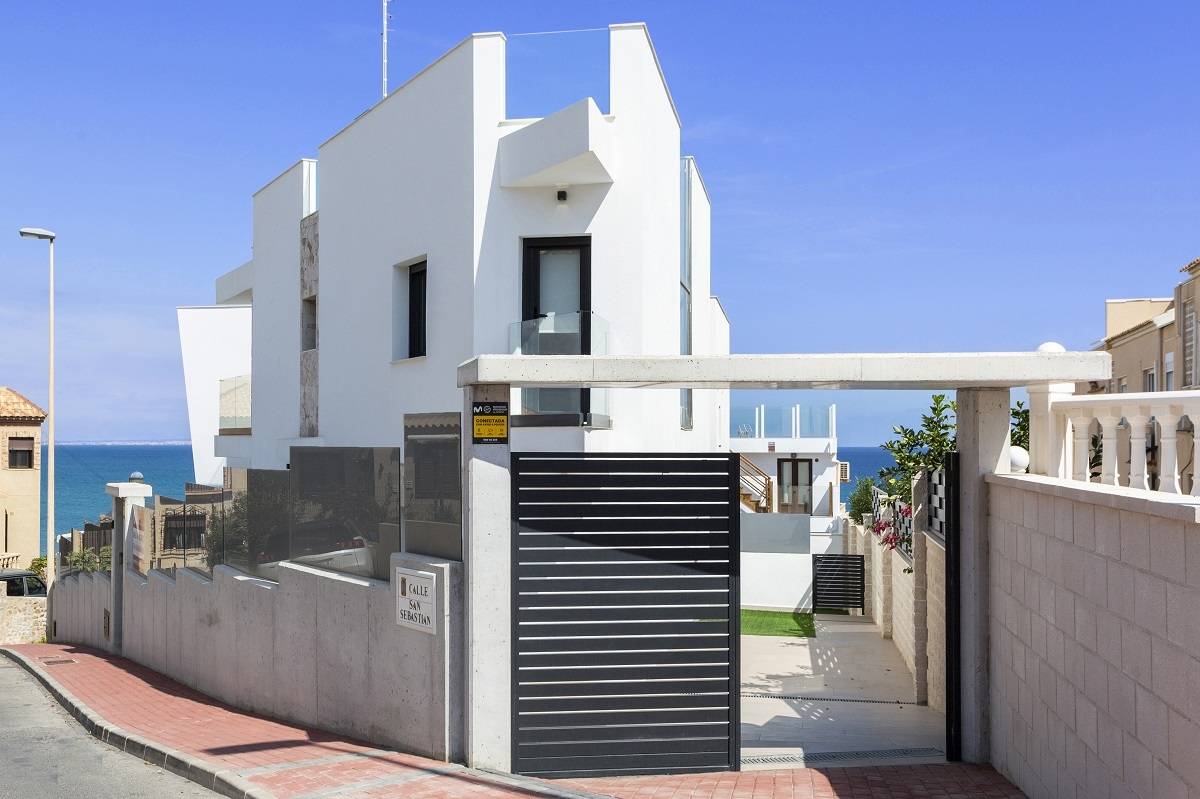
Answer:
[729,403,832,438]
[506,29,609,120]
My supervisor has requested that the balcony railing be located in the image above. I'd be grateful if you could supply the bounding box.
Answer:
[731,403,835,439]
[1028,387,1200,494]
[219,374,251,435]
[508,312,610,427]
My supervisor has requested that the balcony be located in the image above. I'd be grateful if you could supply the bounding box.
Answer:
[218,374,251,435]
[508,312,610,428]
[731,403,835,440]
[1029,388,1200,494]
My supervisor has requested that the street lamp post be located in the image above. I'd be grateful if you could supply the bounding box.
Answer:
[18,227,56,588]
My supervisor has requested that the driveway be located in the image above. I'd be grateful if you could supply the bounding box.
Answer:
[740,614,946,769]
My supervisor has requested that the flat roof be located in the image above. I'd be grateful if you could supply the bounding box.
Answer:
[457,352,1111,390]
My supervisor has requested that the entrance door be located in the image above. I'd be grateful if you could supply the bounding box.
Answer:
[776,458,812,514]
[521,237,591,419]
[510,452,741,778]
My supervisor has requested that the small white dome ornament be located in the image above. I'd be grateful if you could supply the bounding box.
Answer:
[1010,446,1030,473]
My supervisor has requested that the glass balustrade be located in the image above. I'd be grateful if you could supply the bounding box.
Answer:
[218,374,251,433]
[507,312,610,427]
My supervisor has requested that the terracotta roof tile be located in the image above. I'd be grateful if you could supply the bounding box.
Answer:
[0,387,47,422]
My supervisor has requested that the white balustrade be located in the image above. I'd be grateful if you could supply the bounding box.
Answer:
[1028,386,1200,494]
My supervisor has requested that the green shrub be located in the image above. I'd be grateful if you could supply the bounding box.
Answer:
[847,476,876,521]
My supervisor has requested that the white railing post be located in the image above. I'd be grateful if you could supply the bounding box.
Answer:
[1156,412,1182,494]
[1191,421,1200,497]
[1098,414,1121,486]
[1070,415,1092,482]
[1127,413,1151,490]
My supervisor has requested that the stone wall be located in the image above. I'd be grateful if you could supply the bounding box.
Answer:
[50,554,464,762]
[987,473,1200,799]
[0,596,46,644]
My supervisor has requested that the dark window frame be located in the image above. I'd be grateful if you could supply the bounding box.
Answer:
[8,437,33,470]
[408,262,427,359]
[521,237,592,417]
[776,457,814,514]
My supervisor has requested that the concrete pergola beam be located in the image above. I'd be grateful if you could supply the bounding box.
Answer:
[457,351,1111,390]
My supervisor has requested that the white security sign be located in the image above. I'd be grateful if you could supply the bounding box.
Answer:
[395,566,437,635]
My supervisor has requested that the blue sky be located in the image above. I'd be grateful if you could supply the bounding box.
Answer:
[1,2,1197,445]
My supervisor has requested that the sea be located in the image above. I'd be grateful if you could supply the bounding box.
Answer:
[34,442,895,555]
[38,443,195,554]
[837,445,895,487]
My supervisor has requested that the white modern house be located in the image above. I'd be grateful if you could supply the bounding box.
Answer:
[731,402,843,611]
[180,23,730,487]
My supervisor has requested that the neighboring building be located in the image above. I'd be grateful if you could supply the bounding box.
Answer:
[178,24,732,577]
[0,388,46,568]
[1081,257,1200,394]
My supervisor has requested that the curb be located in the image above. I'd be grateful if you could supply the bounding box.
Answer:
[0,647,276,799]
[0,646,617,799]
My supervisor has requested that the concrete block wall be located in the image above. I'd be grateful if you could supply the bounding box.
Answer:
[50,555,464,762]
[926,537,947,712]
[0,597,46,644]
[49,571,110,650]
[891,552,917,672]
[986,473,1200,799]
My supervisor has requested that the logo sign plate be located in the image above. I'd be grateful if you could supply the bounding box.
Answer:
[395,566,437,635]
[472,400,509,444]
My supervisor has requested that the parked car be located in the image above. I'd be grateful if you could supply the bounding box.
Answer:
[1,569,46,597]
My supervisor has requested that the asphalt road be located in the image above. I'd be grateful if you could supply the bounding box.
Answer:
[0,656,215,798]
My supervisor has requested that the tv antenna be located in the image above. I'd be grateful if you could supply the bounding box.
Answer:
[381,0,392,99]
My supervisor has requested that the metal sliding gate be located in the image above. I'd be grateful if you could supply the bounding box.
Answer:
[812,554,866,610]
[511,452,741,778]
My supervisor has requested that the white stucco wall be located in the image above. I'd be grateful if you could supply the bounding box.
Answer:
[177,305,252,485]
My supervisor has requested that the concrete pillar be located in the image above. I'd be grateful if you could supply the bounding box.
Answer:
[106,480,152,655]
[955,387,1010,763]
[462,384,512,771]
[1026,380,1074,477]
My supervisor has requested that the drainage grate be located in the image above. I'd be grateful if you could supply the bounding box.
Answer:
[741,691,920,706]
[743,747,944,766]
[40,658,77,666]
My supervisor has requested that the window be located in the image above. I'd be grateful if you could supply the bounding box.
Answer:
[1117,377,1128,393]
[408,264,427,358]
[1184,301,1195,387]
[1143,368,1156,393]
[1165,351,1175,391]
[4,577,24,596]
[301,297,317,351]
[393,261,427,360]
[679,157,694,430]
[24,576,46,596]
[8,437,33,469]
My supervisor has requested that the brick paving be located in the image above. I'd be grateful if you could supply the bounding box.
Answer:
[3,643,1024,799]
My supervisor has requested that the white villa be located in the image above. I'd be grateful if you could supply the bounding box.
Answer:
[180,23,730,492]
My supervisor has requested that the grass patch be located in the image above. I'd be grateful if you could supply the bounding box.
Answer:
[740,609,816,638]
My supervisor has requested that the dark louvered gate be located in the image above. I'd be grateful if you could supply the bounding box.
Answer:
[511,452,741,779]
[812,554,865,610]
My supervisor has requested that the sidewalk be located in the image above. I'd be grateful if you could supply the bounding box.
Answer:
[2,643,1024,799]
